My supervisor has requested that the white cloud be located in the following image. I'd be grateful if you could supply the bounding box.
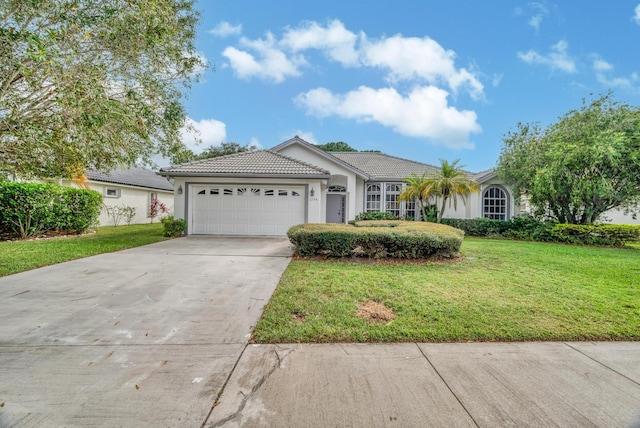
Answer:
[209,22,242,37]
[528,3,549,32]
[518,40,576,73]
[248,137,263,149]
[592,57,639,92]
[182,118,227,152]
[295,85,480,149]
[361,35,484,99]
[222,33,306,83]
[280,20,360,66]
[492,73,504,87]
[289,130,318,145]
[634,4,640,24]
[221,20,484,99]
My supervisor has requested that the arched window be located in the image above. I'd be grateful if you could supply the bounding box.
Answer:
[366,184,381,212]
[483,186,509,220]
[328,185,346,192]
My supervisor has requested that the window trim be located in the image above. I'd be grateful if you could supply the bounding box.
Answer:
[104,187,121,198]
[482,185,510,220]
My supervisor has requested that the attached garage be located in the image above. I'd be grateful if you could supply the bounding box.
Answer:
[159,150,330,236]
[190,184,306,236]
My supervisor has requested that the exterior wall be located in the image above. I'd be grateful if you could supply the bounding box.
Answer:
[170,176,325,227]
[600,208,640,224]
[63,180,174,226]
[440,177,518,220]
[276,145,361,221]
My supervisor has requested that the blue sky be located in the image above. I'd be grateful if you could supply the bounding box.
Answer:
[178,1,640,172]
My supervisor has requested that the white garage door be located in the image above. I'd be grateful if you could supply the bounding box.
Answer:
[190,185,306,236]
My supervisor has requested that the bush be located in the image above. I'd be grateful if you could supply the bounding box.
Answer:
[287,221,464,259]
[355,211,401,221]
[551,224,640,246]
[0,182,101,238]
[441,216,556,241]
[161,215,187,237]
[105,205,137,227]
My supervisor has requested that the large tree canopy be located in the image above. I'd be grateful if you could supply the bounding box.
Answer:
[190,142,256,160]
[498,94,640,224]
[316,141,358,152]
[0,0,205,178]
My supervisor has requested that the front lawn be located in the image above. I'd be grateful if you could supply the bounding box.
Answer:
[0,224,169,277]
[254,238,640,342]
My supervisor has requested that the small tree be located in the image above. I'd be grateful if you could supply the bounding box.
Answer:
[399,172,433,221]
[426,159,479,222]
[316,141,358,152]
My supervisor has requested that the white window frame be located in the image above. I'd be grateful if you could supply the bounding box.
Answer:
[104,187,121,198]
[483,185,509,220]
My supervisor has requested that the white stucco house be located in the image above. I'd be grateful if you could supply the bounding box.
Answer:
[159,136,518,236]
[63,167,174,226]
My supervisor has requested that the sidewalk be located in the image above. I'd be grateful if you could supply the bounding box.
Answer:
[206,341,640,427]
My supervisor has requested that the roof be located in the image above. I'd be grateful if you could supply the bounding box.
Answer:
[86,167,174,191]
[471,169,498,183]
[331,152,439,181]
[271,136,369,179]
[158,150,330,178]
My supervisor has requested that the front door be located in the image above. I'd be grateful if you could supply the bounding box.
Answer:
[326,194,345,223]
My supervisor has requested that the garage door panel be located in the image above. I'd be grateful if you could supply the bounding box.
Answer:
[190,185,305,236]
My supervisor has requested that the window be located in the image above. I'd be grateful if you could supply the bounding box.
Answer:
[483,186,508,220]
[223,188,233,195]
[104,187,121,198]
[291,191,300,196]
[251,188,260,196]
[405,199,416,220]
[278,190,288,196]
[197,189,206,195]
[385,184,401,217]
[210,188,219,195]
[265,189,274,196]
[237,187,247,195]
[366,184,381,212]
[328,185,346,192]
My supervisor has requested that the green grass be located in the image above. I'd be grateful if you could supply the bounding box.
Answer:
[254,238,640,343]
[0,224,169,277]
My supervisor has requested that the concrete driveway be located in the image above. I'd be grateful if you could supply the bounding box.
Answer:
[0,237,292,427]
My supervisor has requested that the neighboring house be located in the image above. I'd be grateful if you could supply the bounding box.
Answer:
[63,167,174,226]
[159,136,519,236]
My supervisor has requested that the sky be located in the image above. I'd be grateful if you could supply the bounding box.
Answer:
[177,1,640,172]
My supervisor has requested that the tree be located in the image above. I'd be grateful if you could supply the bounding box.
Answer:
[316,141,358,152]
[190,142,256,160]
[426,159,479,222]
[498,93,640,224]
[0,0,205,179]
[399,172,432,220]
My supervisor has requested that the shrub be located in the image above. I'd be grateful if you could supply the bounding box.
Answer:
[0,182,101,238]
[551,224,640,246]
[161,215,187,237]
[355,211,401,221]
[105,205,137,227]
[287,221,464,259]
[441,216,556,241]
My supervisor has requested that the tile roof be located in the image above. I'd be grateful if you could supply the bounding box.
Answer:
[331,152,439,180]
[471,169,498,183]
[86,167,174,191]
[159,150,330,177]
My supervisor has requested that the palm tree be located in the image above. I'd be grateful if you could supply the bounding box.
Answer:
[426,159,480,222]
[399,172,433,220]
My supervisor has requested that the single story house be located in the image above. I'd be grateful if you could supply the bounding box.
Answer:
[159,136,518,236]
[63,167,174,226]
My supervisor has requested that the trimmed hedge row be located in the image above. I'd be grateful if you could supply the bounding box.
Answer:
[440,216,640,246]
[287,221,464,258]
[0,182,102,239]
